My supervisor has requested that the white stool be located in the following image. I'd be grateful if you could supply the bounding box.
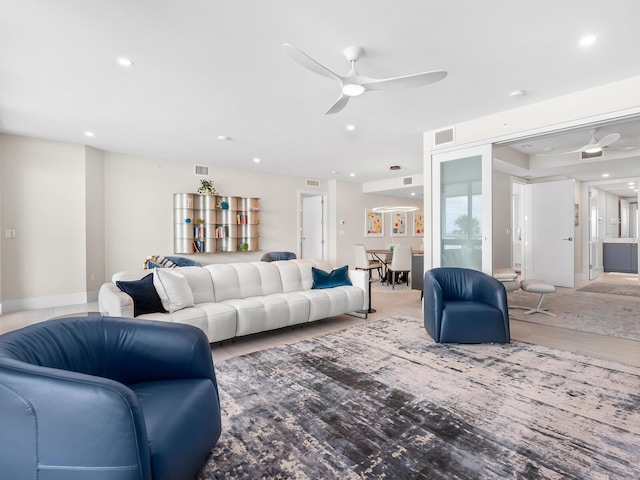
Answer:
[517,279,557,317]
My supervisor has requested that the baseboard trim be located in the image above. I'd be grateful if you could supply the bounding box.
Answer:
[1,292,90,314]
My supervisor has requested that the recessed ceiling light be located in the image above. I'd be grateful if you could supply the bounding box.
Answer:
[117,57,133,67]
[629,182,635,186]
[630,186,635,190]
[253,157,260,163]
[510,90,525,97]
[84,131,94,137]
[350,173,355,177]
[543,146,554,152]
[346,124,355,131]
[579,35,596,47]
[602,173,610,177]
[217,135,231,141]
[410,192,416,196]
[522,144,532,150]
[331,170,339,175]
[622,145,637,150]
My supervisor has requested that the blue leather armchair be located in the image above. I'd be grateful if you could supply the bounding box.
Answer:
[423,267,510,343]
[0,314,221,480]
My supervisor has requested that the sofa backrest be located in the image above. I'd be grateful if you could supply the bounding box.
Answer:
[204,262,285,301]
[274,259,317,293]
[110,259,338,304]
[175,266,216,304]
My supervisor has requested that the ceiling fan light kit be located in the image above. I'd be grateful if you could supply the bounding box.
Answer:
[283,43,447,114]
[342,83,365,96]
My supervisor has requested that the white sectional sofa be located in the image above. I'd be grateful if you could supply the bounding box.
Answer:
[98,259,368,343]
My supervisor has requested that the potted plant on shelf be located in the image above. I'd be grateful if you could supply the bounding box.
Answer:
[197,179,218,195]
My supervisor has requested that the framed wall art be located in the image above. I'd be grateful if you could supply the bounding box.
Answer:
[391,212,407,237]
[365,209,384,237]
[413,212,425,236]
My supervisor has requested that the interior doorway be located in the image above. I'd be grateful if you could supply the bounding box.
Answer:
[299,191,328,260]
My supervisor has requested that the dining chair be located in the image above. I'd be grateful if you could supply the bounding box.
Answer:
[353,244,383,280]
[387,245,412,289]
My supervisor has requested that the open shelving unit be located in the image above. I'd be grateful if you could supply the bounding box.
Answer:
[173,193,260,253]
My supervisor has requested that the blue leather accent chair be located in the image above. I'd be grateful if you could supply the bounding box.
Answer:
[423,267,510,343]
[261,251,297,262]
[0,314,221,480]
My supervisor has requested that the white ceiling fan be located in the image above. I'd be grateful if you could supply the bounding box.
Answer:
[538,128,621,157]
[283,43,447,114]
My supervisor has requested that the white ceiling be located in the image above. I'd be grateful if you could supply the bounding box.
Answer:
[1,1,640,189]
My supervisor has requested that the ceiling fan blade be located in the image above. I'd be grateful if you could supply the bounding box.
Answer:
[595,133,621,148]
[535,149,583,157]
[282,44,342,83]
[324,94,350,115]
[361,70,447,91]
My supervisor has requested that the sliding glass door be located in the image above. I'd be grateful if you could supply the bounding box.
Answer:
[432,144,493,273]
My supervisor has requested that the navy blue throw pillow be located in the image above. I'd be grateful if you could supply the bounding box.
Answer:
[116,273,165,316]
[312,265,352,289]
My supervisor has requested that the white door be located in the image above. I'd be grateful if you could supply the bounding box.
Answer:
[432,144,493,274]
[524,179,575,287]
[301,195,325,259]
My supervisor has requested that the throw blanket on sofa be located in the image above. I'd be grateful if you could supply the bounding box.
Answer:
[144,255,201,269]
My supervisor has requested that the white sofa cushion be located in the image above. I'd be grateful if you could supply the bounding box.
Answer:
[205,264,242,301]
[137,307,208,336]
[275,259,316,293]
[153,268,195,313]
[176,266,216,304]
[193,303,238,342]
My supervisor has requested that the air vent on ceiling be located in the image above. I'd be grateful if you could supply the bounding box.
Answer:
[306,179,320,187]
[581,150,603,160]
[403,176,413,185]
[434,126,455,146]
[194,164,210,176]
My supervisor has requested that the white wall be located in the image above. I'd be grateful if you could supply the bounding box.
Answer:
[103,152,317,276]
[85,146,105,299]
[605,191,621,238]
[0,135,88,310]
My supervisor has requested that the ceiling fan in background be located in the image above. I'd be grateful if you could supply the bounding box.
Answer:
[538,128,621,159]
[283,43,447,114]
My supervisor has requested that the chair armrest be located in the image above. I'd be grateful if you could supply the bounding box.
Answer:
[0,360,151,480]
[422,271,443,342]
[98,283,134,317]
[474,274,509,316]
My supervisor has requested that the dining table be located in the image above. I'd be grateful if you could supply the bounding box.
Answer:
[366,248,423,284]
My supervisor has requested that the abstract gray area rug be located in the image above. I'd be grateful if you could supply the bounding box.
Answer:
[576,282,640,297]
[507,289,640,342]
[198,317,640,479]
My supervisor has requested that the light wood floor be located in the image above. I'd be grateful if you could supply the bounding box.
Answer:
[1,273,638,367]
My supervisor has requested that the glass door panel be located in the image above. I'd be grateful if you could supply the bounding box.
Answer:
[432,144,492,273]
